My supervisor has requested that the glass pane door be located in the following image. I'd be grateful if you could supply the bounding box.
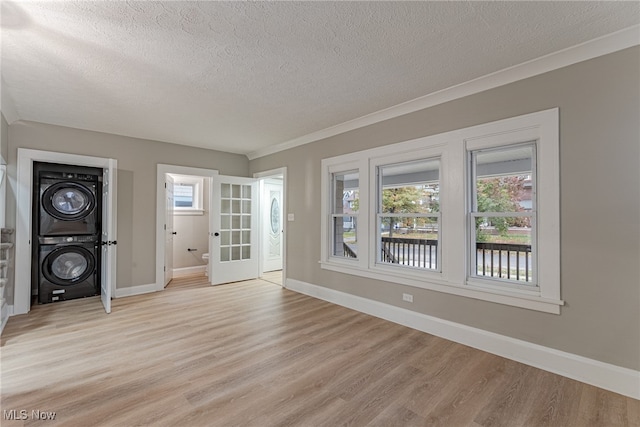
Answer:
[219,183,252,262]
[211,176,259,285]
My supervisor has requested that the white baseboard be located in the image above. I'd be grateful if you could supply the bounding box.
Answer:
[0,302,11,335]
[172,265,206,278]
[114,283,158,298]
[286,278,640,399]
[114,266,206,298]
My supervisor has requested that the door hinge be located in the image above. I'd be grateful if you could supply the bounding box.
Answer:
[164,266,166,272]
[164,224,166,230]
[165,182,167,188]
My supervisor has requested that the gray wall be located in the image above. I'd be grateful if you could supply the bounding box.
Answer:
[6,122,249,290]
[0,113,7,164]
[250,47,640,370]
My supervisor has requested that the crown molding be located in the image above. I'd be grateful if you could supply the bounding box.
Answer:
[247,24,640,160]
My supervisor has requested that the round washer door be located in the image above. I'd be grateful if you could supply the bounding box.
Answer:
[42,246,95,285]
[42,182,96,221]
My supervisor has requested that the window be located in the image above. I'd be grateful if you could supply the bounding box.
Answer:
[170,175,204,215]
[331,171,359,259]
[376,158,440,271]
[469,144,535,286]
[320,109,560,313]
[174,183,195,208]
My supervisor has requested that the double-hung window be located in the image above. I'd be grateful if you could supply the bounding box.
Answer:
[462,109,559,309]
[321,109,560,313]
[376,158,441,271]
[330,170,360,259]
[469,143,536,287]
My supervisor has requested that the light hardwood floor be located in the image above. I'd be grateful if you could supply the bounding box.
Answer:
[1,275,638,426]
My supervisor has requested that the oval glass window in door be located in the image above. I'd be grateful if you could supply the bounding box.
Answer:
[270,197,280,235]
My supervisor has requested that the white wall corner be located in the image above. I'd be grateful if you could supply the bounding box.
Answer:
[0,303,12,335]
[1,315,8,334]
[286,278,640,399]
[1,77,20,124]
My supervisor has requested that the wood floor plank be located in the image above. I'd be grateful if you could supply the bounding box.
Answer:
[420,352,510,426]
[1,275,636,426]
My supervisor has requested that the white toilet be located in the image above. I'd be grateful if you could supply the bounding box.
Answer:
[202,253,209,276]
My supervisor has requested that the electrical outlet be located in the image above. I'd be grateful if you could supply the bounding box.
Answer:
[402,293,413,303]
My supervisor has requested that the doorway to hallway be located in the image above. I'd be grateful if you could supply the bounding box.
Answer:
[255,167,287,288]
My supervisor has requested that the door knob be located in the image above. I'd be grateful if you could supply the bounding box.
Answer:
[171,232,177,235]
[214,232,220,237]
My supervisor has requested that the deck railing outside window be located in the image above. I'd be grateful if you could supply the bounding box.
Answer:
[380,237,438,269]
[360,237,532,282]
[475,242,532,282]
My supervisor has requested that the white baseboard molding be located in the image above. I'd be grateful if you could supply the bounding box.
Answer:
[172,265,206,278]
[114,283,158,298]
[286,278,640,399]
[0,303,11,335]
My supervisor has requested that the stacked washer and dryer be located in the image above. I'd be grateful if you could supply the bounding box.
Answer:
[32,162,103,304]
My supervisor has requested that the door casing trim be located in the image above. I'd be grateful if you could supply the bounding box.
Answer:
[155,164,218,291]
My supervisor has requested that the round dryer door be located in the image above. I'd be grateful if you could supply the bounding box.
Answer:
[42,182,96,221]
[42,246,96,285]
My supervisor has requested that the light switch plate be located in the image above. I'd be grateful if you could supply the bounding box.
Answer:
[287,213,295,221]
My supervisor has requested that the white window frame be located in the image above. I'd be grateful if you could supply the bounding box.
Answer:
[369,148,446,281]
[320,108,562,314]
[330,169,360,260]
[468,142,537,289]
[322,160,369,271]
[170,174,205,215]
[463,110,560,305]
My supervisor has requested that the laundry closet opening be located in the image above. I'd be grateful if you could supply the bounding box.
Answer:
[32,162,104,305]
[14,148,117,316]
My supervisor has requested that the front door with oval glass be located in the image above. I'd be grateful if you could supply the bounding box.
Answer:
[262,179,283,272]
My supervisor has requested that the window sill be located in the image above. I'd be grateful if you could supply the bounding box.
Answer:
[173,209,205,216]
[319,261,563,314]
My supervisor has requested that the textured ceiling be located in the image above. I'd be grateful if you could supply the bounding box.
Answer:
[1,1,639,157]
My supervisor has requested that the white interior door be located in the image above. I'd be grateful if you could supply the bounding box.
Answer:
[210,175,259,285]
[164,174,175,286]
[100,158,117,314]
[262,179,283,272]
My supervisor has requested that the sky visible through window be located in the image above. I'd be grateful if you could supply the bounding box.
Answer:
[174,183,194,208]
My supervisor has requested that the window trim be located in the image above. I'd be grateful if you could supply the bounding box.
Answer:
[369,147,445,279]
[468,142,537,288]
[322,160,369,271]
[320,109,561,314]
[170,174,205,215]
[462,110,560,303]
[330,168,360,260]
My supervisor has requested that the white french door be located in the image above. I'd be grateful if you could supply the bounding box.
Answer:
[100,158,117,314]
[210,175,259,285]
